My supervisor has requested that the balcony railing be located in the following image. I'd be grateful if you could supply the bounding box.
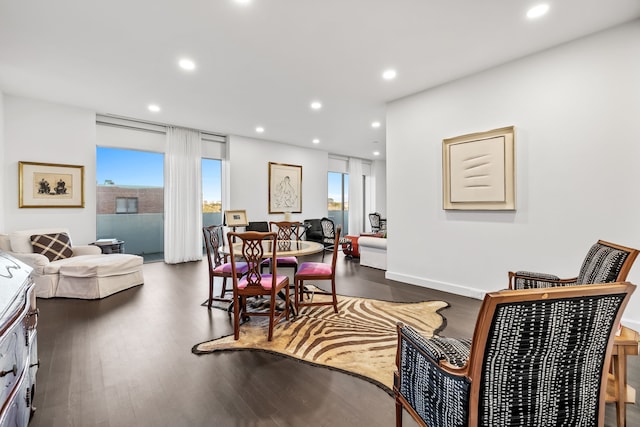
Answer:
[97,212,222,262]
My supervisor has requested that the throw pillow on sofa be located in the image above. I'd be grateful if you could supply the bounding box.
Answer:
[30,232,73,262]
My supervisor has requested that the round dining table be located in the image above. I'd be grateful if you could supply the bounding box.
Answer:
[219,239,324,258]
[219,239,325,316]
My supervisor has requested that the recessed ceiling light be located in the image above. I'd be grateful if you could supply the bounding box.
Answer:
[310,101,322,110]
[382,69,397,80]
[148,104,161,112]
[312,139,320,144]
[373,151,380,156]
[255,126,264,133]
[371,121,381,128]
[527,4,549,19]
[178,58,196,71]
[235,0,251,4]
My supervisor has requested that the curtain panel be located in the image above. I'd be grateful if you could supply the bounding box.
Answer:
[164,127,203,264]
[348,158,364,235]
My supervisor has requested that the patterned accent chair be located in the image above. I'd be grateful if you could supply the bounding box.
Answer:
[508,240,639,290]
[369,212,382,233]
[395,282,636,427]
[320,217,351,260]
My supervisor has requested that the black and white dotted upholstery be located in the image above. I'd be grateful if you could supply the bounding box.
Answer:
[512,241,636,290]
[395,283,635,427]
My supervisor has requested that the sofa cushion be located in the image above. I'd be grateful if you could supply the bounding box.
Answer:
[58,254,143,278]
[31,232,74,262]
[10,228,71,253]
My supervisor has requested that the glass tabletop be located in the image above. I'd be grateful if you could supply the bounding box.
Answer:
[221,239,324,257]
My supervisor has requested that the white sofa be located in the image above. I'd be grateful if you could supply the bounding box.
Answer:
[358,236,387,270]
[0,228,144,299]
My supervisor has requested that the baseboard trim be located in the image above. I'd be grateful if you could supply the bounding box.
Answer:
[385,271,486,300]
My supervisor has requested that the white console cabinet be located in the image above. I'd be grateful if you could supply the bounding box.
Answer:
[0,252,38,426]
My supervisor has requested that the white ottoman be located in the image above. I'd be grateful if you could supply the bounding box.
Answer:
[56,254,144,299]
[359,236,387,270]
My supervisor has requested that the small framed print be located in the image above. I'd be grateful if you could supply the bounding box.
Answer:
[224,210,249,227]
[19,161,85,208]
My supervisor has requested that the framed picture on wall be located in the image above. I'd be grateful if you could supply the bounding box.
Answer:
[442,126,515,210]
[224,210,248,227]
[19,161,85,208]
[268,162,302,214]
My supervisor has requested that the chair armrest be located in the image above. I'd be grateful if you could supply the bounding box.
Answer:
[7,252,50,269]
[395,323,471,427]
[73,245,102,256]
[508,271,577,290]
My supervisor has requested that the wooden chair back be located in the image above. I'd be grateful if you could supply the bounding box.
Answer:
[202,224,225,269]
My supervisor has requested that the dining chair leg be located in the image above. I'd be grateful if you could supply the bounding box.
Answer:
[285,285,291,320]
[208,275,214,309]
[331,278,338,313]
[233,294,241,340]
[220,277,228,298]
[268,298,276,341]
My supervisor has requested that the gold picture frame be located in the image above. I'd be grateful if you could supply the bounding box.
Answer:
[268,162,302,214]
[19,161,85,208]
[224,210,248,227]
[442,126,515,210]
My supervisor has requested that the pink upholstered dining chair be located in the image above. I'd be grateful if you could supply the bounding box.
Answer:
[227,231,290,341]
[202,225,248,308]
[260,221,304,275]
[294,226,342,314]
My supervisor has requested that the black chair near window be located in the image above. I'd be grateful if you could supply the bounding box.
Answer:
[246,221,269,232]
[303,219,323,243]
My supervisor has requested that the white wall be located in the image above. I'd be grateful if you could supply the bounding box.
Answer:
[228,135,329,223]
[3,95,97,244]
[386,20,640,328]
[373,159,386,217]
[0,90,5,231]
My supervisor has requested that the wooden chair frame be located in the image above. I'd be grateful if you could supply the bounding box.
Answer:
[202,225,247,308]
[294,226,342,314]
[260,221,305,274]
[227,231,290,341]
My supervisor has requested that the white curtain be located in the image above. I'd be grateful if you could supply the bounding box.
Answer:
[348,158,364,235]
[164,127,203,264]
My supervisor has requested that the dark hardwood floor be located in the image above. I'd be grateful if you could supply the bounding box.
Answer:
[30,253,638,426]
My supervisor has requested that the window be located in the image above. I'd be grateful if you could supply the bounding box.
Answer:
[116,197,138,214]
[96,147,164,261]
[202,158,223,227]
[328,172,349,234]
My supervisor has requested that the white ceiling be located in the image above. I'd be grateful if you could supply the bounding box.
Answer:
[1,1,639,160]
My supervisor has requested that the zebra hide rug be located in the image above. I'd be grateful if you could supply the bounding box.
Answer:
[192,289,448,394]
